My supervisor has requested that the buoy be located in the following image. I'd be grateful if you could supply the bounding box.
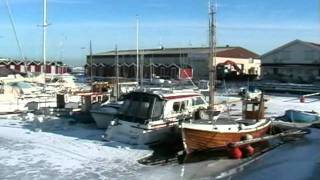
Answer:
[244,134,253,140]
[242,145,255,157]
[229,147,243,159]
[300,96,305,103]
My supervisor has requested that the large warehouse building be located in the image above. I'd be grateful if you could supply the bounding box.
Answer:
[85,46,261,80]
[262,39,320,83]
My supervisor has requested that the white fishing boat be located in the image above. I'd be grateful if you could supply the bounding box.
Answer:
[0,76,57,114]
[104,88,224,145]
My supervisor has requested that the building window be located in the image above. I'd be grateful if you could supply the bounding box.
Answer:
[248,67,255,75]
[172,102,181,113]
[273,68,279,74]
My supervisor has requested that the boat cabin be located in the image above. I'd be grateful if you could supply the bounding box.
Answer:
[117,90,208,125]
[242,94,265,120]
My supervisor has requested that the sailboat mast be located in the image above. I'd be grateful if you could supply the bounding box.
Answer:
[115,45,119,101]
[136,15,140,84]
[89,40,93,84]
[208,0,216,108]
[42,0,48,88]
[140,50,144,87]
[149,56,153,82]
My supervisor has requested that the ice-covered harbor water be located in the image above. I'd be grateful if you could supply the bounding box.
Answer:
[0,95,320,180]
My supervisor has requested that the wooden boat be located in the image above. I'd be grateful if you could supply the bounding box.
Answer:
[181,4,270,154]
[181,94,271,154]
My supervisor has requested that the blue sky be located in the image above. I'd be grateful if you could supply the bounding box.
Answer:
[0,0,318,66]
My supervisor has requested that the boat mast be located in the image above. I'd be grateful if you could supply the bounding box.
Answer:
[136,15,140,84]
[140,50,144,87]
[42,0,48,89]
[208,0,216,109]
[149,55,153,82]
[115,44,119,101]
[89,40,93,84]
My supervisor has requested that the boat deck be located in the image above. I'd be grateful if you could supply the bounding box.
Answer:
[185,112,261,126]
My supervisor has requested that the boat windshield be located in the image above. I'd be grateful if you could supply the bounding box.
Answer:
[7,81,33,89]
[118,92,164,124]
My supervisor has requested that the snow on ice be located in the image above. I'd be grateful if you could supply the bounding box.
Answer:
[0,95,320,179]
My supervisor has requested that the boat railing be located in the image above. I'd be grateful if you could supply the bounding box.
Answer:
[136,85,199,95]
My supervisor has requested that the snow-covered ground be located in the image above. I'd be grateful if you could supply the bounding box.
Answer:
[0,116,151,180]
[0,94,319,179]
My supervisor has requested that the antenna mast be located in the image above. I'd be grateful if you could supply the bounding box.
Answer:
[208,0,217,109]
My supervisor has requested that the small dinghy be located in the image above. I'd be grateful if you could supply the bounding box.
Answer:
[273,109,320,129]
[285,109,320,123]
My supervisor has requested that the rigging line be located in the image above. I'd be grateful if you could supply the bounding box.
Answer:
[178,46,198,90]
[3,0,26,63]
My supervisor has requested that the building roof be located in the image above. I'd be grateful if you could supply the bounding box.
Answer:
[92,46,260,59]
[0,59,67,66]
[85,62,192,68]
[261,39,320,58]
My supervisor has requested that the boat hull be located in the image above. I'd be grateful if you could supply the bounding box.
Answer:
[182,121,270,154]
[105,121,180,145]
[272,120,313,130]
[91,111,117,129]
